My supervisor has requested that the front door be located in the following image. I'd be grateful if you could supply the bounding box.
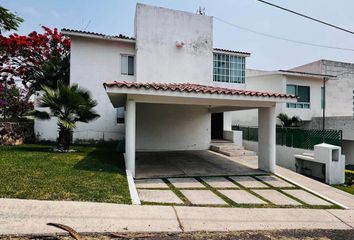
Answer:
[211,112,224,139]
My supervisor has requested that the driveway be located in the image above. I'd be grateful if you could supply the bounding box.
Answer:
[135,150,262,178]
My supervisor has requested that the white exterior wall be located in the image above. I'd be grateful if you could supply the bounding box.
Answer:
[231,73,323,126]
[35,37,136,141]
[136,103,210,151]
[243,140,314,171]
[285,76,323,120]
[134,3,213,85]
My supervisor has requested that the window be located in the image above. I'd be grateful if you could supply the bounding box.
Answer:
[121,55,134,76]
[321,87,325,109]
[117,107,125,124]
[286,84,310,109]
[213,53,245,83]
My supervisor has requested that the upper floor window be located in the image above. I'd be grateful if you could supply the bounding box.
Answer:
[121,55,134,76]
[213,53,245,84]
[286,84,310,109]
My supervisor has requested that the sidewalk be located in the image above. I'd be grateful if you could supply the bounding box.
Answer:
[0,198,354,235]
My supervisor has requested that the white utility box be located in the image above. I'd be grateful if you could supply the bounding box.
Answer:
[295,143,345,185]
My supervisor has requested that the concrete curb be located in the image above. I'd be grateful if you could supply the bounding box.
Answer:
[126,170,141,205]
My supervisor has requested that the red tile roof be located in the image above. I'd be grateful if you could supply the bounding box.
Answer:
[104,81,296,99]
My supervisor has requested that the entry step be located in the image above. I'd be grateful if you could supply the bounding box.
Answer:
[210,142,257,158]
[210,143,244,152]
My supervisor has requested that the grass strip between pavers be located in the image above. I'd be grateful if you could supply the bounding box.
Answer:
[137,174,341,209]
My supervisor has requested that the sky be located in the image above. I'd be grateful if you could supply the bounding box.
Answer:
[1,0,353,70]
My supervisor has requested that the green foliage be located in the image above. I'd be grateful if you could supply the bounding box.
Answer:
[0,144,130,203]
[26,54,70,97]
[0,83,34,121]
[31,82,99,129]
[277,113,302,127]
[0,6,23,34]
[28,82,99,150]
[345,170,354,185]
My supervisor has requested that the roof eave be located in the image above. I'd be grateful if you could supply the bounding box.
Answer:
[278,70,336,79]
[61,30,136,44]
[213,49,251,57]
[104,84,297,104]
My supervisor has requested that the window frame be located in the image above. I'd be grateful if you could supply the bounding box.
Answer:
[286,84,311,109]
[121,54,135,76]
[213,53,245,84]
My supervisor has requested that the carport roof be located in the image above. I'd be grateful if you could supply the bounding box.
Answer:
[103,81,297,99]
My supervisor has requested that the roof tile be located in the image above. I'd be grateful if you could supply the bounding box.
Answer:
[104,81,296,99]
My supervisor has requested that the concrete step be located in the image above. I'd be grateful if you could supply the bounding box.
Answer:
[210,144,244,152]
[235,155,258,161]
[218,149,257,157]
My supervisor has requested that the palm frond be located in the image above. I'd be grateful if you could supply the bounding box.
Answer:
[26,110,50,120]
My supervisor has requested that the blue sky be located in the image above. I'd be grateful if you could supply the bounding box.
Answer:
[1,0,353,70]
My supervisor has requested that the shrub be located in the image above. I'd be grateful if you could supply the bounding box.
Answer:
[345,170,354,185]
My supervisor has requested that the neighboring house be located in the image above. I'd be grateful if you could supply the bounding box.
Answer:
[232,60,354,165]
[232,69,332,126]
[292,60,354,165]
[34,3,296,177]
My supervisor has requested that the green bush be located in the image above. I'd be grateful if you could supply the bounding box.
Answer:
[345,170,354,185]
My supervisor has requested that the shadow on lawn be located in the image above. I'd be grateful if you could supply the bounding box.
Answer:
[73,146,126,173]
[2,144,56,153]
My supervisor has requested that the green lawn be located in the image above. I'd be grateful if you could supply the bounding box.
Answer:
[335,185,354,195]
[0,144,130,204]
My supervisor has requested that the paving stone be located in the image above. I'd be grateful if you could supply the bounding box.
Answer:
[135,179,169,189]
[181,190,226,205]
[201,177,238,188]
[138,190,183,204]
[256,175,295,188]
[253,190,301,206]
[219,190,266,205]
[168,178,205,188]
[230,176,269,188]
[283,189,332,206]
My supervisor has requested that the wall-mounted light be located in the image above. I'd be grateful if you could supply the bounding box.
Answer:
[176,40,185,48]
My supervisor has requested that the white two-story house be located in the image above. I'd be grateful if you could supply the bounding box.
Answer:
[34,3,296,177]
[232,60,354,165]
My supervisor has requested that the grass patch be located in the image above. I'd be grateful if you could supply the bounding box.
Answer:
[0,144,130,204]
[335,185,354,195]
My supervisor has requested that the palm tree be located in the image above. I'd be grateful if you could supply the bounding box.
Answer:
[277,113,302,127]
[30,82,99,150]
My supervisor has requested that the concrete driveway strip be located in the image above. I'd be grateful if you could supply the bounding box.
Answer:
[0,198,181,235]
[173,206,352,232]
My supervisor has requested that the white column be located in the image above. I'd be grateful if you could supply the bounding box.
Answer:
[223,112,232,131]
[125,100,136,177]
[258,106,276,172]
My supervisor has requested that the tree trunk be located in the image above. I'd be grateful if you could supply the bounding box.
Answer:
[57,125,72,151]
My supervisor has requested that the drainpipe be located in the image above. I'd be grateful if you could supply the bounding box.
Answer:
[322,77,326,142]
